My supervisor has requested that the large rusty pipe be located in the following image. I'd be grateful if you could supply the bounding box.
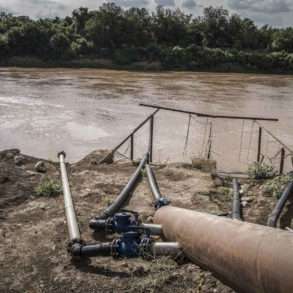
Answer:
[154,206,293,293]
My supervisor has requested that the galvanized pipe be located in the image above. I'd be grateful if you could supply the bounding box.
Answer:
[145,164,162,201]
[267,181,293,227]
[232,178,242,220]
[58,152,81,243]
[102,153,149,218]
[151,242,181,257]
[154,206,293,293]
[141,223,162,236]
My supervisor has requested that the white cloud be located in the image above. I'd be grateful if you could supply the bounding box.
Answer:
[0,0,292,26]
[227,0,292,14]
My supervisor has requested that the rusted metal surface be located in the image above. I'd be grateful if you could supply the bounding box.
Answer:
[154,206,293,293]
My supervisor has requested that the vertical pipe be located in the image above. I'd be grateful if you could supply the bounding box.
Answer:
[232,178,242,221]
[257,127,262,162]
[207,122,212,160]
[279,148,285,175]
[130,134,134,161]
[149,115,154,163]
[58,152,81,243]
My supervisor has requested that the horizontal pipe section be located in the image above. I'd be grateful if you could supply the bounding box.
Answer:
[145,164,162,201]
[140,103,279,122]
[71,243,112,257]
[232,178,242,220]
[152,242,181,257]
[141,223,162,236]
[102,153,149,218]
[267,181,293,227]
[58,152,81,243]
[154,206,293,293]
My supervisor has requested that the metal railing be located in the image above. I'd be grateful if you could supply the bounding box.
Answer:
[100,103,293,174]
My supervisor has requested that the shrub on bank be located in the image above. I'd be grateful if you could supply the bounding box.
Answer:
[35,178,61,197]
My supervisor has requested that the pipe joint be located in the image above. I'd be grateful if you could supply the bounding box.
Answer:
[155,197,170,209]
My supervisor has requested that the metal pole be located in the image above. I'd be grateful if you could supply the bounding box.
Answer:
[99,109,159,164]
[130,134,134,161]
[280,148,285,175]
[232,178,242,221]
[257,127,262,162]
[58,152,81,243]
[140,103,279,122]
[149,115,154,163]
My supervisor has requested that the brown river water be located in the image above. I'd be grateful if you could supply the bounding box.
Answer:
[0,68,293,172]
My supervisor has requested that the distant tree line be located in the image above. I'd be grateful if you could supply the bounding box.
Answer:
[0,3,293,72]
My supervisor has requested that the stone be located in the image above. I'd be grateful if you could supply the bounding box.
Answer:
[131,265,146,277]
[191,157,217,173]
[213,177,224,187]
[0,175,9,184]
[34,161,47,173]
[146,216,153,223]
[14,155,25,166]
[5,149,20,160]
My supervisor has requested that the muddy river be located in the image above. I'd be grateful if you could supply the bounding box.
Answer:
[0,68,293,172]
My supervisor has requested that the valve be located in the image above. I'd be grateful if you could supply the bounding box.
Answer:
[112,231,142,258]
[90,212,140,234]
[155,197,170,209]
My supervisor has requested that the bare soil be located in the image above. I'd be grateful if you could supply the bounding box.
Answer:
[0,149,291,293]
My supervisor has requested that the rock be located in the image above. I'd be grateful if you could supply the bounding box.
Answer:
[14,155,25,166]
[146,216,153,223]
[241,196,253,202]
[191,157,217,173]
[131,265,146,277]
[0,175,9,184]
[34,161,47,173]
[3,149,20,160]
[213,177,224,187]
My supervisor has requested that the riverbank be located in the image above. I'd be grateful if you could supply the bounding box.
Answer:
[1,56,293,75]
[1,148,291,292]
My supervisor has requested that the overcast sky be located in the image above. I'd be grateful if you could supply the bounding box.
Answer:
[0,0,293,27]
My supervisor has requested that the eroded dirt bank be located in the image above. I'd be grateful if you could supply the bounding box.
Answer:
[0,149,290,293]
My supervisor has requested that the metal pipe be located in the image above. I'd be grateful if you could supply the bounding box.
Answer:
[154,206,293,293]
[99,109,159,164]
[149,116,154,162]
[58,152,81,243]
[257,127,262,162]
[141,223,162,236]
[232,178,242,221]
[102,153,149,218]
[279,148,285,175]
[71,242,112,257]
[145,164,162,201]
[140,103,279,122]
[267,181,293,227]
[151,242,181,257]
